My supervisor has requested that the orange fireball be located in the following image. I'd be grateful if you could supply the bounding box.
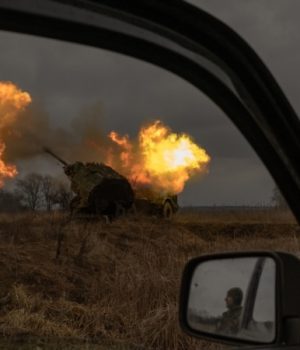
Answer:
[107,120,210,194]
[0,81,31,187]
[0,144,17,187]
[108,131,132,167]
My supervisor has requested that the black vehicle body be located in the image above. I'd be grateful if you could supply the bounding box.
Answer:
[1,1,299,348]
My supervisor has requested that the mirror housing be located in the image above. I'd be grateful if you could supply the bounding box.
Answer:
[179,251,300,347]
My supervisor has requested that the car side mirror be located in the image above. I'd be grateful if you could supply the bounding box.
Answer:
[179,252,300,347]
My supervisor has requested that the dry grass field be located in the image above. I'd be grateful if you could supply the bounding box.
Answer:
[0,209,298,349]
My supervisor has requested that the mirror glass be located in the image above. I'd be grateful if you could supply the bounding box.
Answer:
[187,257,276,343]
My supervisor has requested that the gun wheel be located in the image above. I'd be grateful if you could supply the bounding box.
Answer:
[163,201,173,220]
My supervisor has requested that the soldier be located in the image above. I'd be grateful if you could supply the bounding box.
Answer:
[216,287,243,335]
[194,287,243,336]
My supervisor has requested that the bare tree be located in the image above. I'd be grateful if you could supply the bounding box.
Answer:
[40,175,59,211]
[55,183,73,211]
[16,173,43,211]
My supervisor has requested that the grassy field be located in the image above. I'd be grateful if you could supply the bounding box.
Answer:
[0,209,298,349]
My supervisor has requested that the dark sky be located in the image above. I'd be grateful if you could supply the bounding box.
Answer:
[0,1,299,206]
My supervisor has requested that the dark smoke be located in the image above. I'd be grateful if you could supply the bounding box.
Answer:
[2,101,109,168]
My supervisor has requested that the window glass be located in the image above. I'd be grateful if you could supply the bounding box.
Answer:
[0,29,295,349]
[187,0,300,118]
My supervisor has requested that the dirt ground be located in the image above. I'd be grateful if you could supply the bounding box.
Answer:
[0,209,298,349]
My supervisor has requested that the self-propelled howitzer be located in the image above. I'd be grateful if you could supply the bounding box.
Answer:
[44,148,134,218]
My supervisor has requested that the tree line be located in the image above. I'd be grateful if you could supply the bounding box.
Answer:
[0,173,73,212]
[0,175,289,213]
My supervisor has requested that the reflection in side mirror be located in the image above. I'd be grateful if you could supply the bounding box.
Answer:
[187,257,276,343]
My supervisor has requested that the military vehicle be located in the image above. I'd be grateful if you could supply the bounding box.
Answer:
[134,186,179,219]
[44,148,134,219]
[44,148,179,219]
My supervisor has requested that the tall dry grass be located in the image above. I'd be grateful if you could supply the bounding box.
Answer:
[0,210,298,349]
[177,207,296,224]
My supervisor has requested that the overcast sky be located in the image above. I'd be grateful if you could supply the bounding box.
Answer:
[0,1,299,206]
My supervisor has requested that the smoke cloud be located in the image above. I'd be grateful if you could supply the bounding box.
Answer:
[2,99,109,167]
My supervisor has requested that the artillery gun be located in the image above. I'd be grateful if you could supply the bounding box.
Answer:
[44,148,134,219]
[134,185,179,219]
[44,148,178,219]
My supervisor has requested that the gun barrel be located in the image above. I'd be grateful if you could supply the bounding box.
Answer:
[43,147,68,166]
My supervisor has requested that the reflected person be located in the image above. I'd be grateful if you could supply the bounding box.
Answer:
[195,287,243,336]
[216,287,243,335]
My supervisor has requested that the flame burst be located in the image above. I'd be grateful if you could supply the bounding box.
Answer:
[0,81,31,187]
[106,120,210,194]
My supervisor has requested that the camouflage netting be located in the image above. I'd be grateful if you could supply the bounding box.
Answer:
[64,162,134,215]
